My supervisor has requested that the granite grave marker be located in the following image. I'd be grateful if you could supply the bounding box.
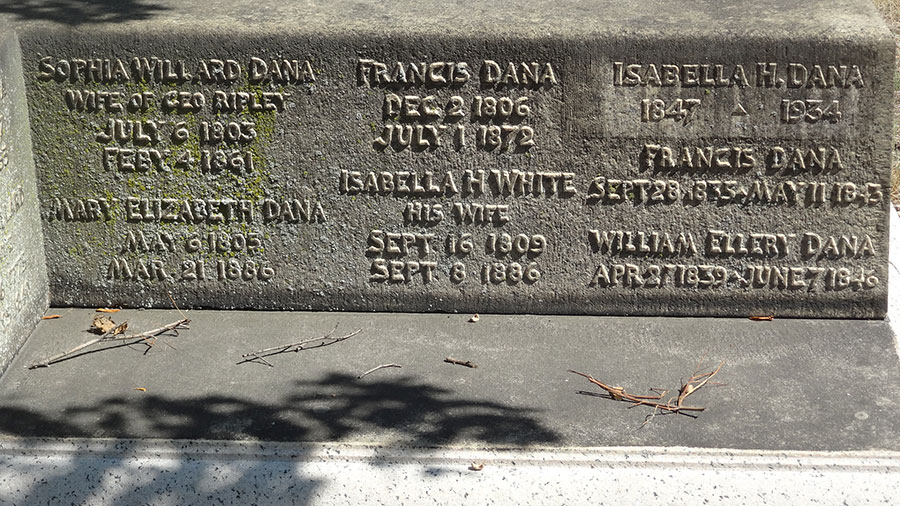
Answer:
[7,0,895,318]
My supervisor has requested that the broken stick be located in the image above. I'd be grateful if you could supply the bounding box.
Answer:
[675,358,726,409]
[444,357,477,368]
[357,363,402,379]
[568,369,707,414]
[238,326,363,365]
[28,318,191,369]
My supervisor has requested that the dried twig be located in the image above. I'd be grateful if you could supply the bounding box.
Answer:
[249,352,274,367]
[568,358,725,418]
[444,357,477,368]
[238,325,363,365]
[675,357,726,409]
[167,292,187,320]
[357,363,402,379]
[28,318,190,369]
[568,370,696,413]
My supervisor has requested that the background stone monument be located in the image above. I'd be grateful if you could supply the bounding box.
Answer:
[0,27,47,374]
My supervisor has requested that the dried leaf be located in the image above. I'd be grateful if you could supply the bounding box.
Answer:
[134,387,147,392]
[90,315,117,334]
[111,322,128,336]
[469,314,480,323]
[469,463,484,471]
[42,315,61,320]
[96,308,120,313]
[749,315,774,321]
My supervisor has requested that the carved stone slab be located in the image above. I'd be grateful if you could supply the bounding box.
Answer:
[12,0,894,317]
[0,26,47,372]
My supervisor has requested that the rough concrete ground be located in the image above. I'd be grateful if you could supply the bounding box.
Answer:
[1,308,899,506]
[1,307,898,451]
[5,309,900,449]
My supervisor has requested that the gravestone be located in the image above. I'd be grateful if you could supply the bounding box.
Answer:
[0,26,47,374]
[0,3,898,501]
[14,1,894,318]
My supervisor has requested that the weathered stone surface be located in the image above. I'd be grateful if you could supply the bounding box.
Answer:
[4,309,900,450]
[6,0,894,317]
[0,25,47,374]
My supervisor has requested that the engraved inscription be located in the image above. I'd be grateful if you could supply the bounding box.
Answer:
[27,40,889,318]
[359,59,556,152]
[588,263,878,292]
[37,54,326,289]
[613,62,863,89]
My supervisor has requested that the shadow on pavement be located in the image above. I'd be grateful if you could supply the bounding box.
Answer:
[0,372,560,504]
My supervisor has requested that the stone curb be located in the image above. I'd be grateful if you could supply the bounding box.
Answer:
[1,437,898,505]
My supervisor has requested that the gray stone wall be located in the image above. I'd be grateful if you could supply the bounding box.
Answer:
[0,27,47,374]
[6,0,895,318]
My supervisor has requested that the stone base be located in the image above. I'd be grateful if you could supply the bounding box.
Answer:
[2,308,899,450]
[1,310,900,505]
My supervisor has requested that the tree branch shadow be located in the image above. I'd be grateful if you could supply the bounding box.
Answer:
[0,371,560,504]
[1,372,560,445]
